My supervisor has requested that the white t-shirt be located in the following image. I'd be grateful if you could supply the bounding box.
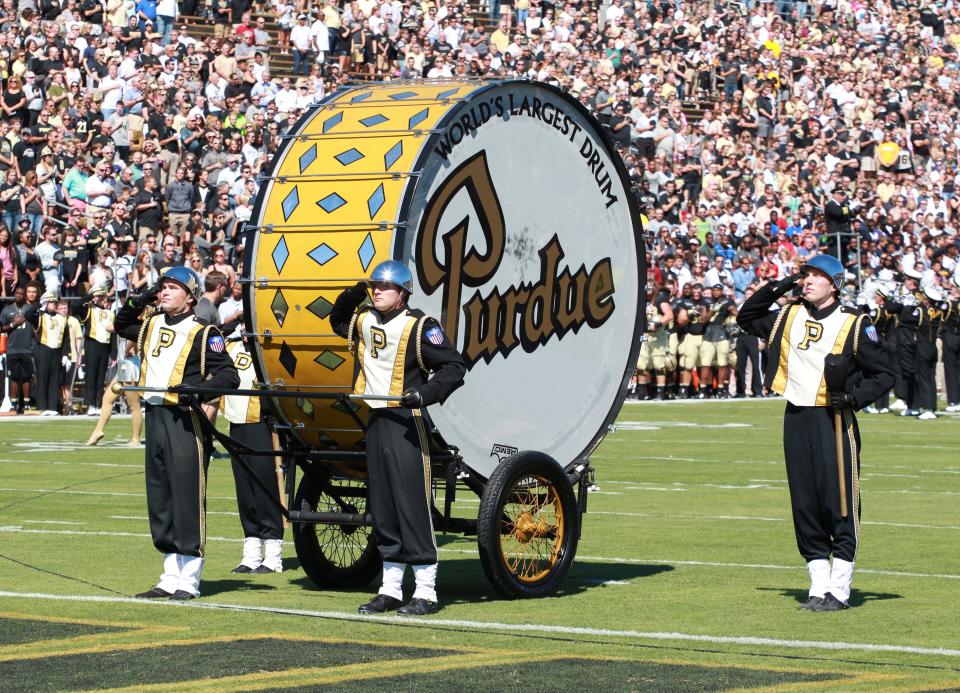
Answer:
[100,75,124,112]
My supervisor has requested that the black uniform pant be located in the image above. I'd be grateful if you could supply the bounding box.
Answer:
[783,404,860,564]
[874,335,897,409]
[735,334,762,396]
[34,344,61,412]
[229,422,283,541]
[84,339,110,407]
[942,331,960,405]
[895,329,917,407]
[145,405,211,557]
[915,338,938,411]
[367,407,437,565]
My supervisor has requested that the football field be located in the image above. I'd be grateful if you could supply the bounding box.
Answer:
[1,400,959,692]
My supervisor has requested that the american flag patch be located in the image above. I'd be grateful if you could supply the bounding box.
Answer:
[425,326,445,346]
[208,334,226,353]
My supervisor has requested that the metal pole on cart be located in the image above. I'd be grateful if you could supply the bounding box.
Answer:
[113,384,402,522]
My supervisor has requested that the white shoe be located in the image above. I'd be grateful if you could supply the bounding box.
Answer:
[878,407,889,414]
[918,410,937,420]
[40,410,52,417]
[863,405,879,414]
[945,403,960,413]
[87,407,100,416]
[889,399,907,411]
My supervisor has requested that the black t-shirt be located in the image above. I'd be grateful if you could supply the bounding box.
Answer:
[12,141,36,173]
[133,188,163,228]
[2,91,26,120]
[80,0,103,24]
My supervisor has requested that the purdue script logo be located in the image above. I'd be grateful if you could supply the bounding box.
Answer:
[416,151,617,369]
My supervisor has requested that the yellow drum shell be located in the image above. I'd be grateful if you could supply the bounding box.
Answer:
[248,83,473,457]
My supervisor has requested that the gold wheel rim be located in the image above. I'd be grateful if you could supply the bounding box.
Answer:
[498,474,564,583]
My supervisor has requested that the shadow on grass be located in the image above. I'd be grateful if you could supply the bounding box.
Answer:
[201,579,278,597]
[758,586,904,608]
[283,559,672,605]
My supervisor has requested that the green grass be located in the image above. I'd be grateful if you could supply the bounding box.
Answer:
[1,402,959,692]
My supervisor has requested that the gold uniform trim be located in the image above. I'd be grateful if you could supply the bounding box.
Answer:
[189,407,207,556]
[354,311,368,395]
[814,313,857,406]
[842,407,860,557]
[162,323,204,405]
[412,408,437,549]
[388,317,418,404]
[771,303,799,395]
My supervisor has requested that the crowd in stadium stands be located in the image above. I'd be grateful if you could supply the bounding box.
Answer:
[0,0,959,417]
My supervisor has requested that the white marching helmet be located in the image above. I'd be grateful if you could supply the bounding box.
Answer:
[923,284,944,302]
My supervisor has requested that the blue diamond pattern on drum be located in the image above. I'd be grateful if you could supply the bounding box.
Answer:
[322,111,343,133]
[279,341,297,377]
[358,232,375,271]
[308,243,337,266]
[317,192,347,213]
[271,289,289,327]
[314,350,345,371]
[367,184,385,220]
[334,148,364,166]
[299,144,317,173]
[332,398,360,414]
[271,236,289,274]
[306,295,333,319]
[388,91,417,100]
[281,186,299,221]
[350,91,372,103]
[383,141,402,170]
[359,114,388,127]
[408,108,428,129]
[437,88,458,99]
[296,397,315,417]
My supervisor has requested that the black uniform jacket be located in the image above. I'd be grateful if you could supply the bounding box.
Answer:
[116,301,240,402]
[331,284,466,407]
[737,282,893,408]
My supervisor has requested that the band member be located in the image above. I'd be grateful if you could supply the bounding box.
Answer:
[116,267,239,600]
[32,292,69,416]
[81,287,116,416]
[914,285,945,420]
[738,255,892,611]
[221,337,285,574]
[59,300,84,414]
[943,279,960,412]
[887,268,923,414]
[331,260,466,616]
[865,285,898,413]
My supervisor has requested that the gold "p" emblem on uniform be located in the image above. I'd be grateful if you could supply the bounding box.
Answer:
[151,327,176,356]
[370,327,387,358]
[797,320,823,351]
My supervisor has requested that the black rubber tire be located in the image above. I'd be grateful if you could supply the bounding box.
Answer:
[477,451,580,598]
[291,473,382,588]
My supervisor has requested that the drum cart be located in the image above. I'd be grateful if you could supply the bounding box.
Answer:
[225,78,645,600]
[181,386,593,599]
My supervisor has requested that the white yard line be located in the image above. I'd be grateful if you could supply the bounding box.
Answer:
[0,590,956,658]
[0,487,238,501]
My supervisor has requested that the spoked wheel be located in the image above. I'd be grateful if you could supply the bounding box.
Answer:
[477,451,579,598]
[292,472,382,588]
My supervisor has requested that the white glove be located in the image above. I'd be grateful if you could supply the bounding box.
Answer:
[62,356,72,368]
[77,366,85,379]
